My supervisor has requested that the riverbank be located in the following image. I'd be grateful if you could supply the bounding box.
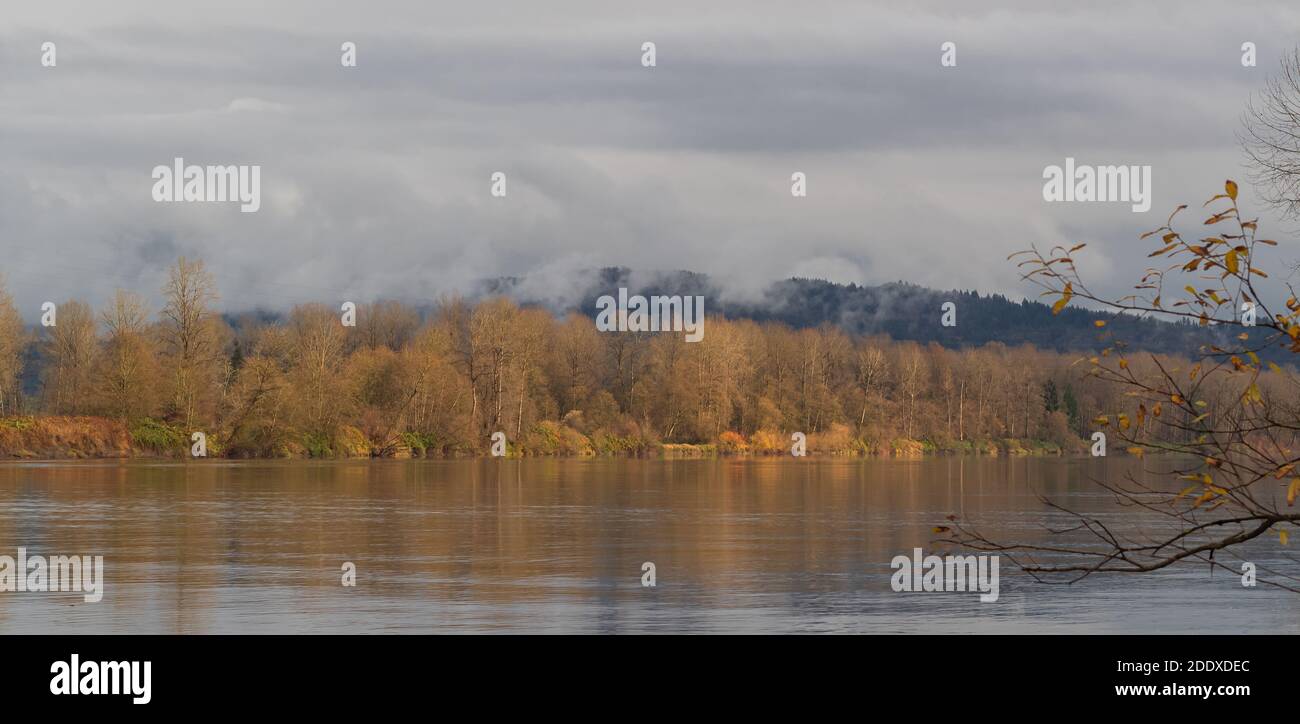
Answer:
[0,415,1099,460]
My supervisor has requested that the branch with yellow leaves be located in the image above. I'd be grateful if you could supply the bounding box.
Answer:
[943,183,1300,591]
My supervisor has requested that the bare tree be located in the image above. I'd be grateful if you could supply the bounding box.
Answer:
[96,291,159,420]
[899,344,927,440]
[357,300,420,352]
[856,345,889,428]
[1241,48,1300,222]
[288,303,349,438]
[0,277,27,415]
[160,258,221,429]
[42,300,96,414]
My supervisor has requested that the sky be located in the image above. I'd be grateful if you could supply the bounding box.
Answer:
[3,0,1300,319]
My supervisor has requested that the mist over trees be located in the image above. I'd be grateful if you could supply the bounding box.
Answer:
[492,270,1251,361]
[0,257,1283,459]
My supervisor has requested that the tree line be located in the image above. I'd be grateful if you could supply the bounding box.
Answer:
[0,257,1277,458]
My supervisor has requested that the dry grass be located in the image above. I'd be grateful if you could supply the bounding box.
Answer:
[0,416,134,459]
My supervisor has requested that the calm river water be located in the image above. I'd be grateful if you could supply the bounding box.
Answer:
[0,457,1294,633]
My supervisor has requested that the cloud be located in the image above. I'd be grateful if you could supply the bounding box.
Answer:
[225,97,291,114]
[1,0,1297,320]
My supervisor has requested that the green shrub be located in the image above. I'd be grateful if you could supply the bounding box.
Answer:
[302,432,333,458]
[129,418,185,452]
[400,431,437,456]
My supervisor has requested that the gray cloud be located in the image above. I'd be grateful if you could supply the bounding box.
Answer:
[2,0,1298,319]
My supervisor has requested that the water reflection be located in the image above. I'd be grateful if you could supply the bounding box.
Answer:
[0,457,1294,633]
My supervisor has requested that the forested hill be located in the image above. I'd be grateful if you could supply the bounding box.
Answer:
[485,267,1245,359]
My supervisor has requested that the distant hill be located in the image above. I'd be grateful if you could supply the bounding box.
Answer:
[486,267,1251,360]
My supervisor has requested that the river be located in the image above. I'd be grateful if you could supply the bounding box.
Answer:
[0,457,1294,633]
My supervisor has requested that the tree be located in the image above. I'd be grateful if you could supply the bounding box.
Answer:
[357,300,420,352]
[345,345,417,454]
[855,345,889,429]
[1042,379,1060,413]
[404,323,473,454]
[548,313,603,415]
[223,325,293,457]
[466,297,523,437]
[96,291,159,419]
[0,277,26,415]
[287,303,349,440]
[439,296,487,436]
[159,258,222,430]
[1240,48,1300,221]
[1062,384,1081,433]
[898,343,927,440]
[42,300,97,414]
[953,181,1300,591]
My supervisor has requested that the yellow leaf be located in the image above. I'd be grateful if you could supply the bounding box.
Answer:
[1225,249,1239,275]
[1226,179,1238,201]
[1052,283,1073,315]
[1094,320,1106,327]
[1288,478,1300,507]
[1282,530,1290,546]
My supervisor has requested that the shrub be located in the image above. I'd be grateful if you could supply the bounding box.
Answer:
[130,418,186,453]
[809,423,855,455]
[749,429,786,454]
[401,431,437,457]
[716,430,749,454]
[302,432,333,458]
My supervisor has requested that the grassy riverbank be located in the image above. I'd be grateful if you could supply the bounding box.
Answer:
[0,415,1094,460]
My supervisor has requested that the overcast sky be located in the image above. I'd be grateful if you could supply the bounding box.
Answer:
[3,0,1299,319]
